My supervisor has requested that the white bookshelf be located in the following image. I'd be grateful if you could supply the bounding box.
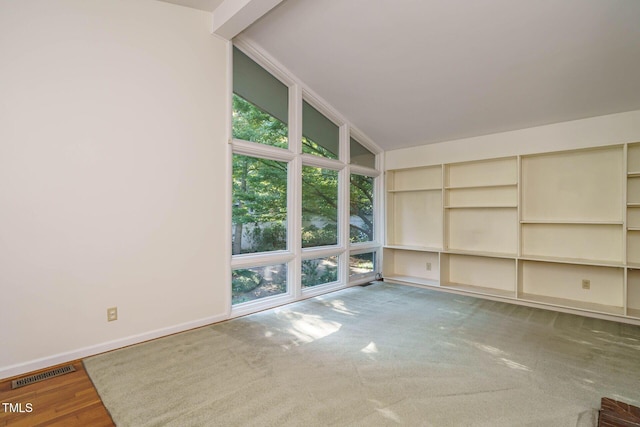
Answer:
[386,165,443,249]
[384,143,640,325]
[444,157,518,256]
[441,253,516,298]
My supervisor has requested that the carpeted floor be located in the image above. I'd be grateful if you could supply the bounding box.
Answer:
[84,282,640,426]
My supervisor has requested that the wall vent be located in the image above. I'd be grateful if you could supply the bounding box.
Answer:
[11,365,76,389]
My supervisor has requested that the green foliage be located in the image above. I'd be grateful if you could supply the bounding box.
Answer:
[232,154,287,254]
[232,269,262,295]
[247,223,287,252]
[231,266,288,305]
[232,94,374,254]
[232,95,287,148]
[301,167,338,248]
[301,224,338,247]
[350,175,374,243]
[302,136,338,159]
[302,258,338,287]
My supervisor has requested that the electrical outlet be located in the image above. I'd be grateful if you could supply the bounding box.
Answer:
[426,262,431,271]
[107,307,118,322]
[582,279,590,290]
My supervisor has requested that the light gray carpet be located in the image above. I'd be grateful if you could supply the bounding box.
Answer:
[84,282,640,426]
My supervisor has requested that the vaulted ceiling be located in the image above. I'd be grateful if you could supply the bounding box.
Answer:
[161,0,640,151]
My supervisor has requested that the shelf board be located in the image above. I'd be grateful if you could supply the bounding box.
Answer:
[385,276,516,299]
[518,293,625,316]
[628,172,640,178]
[384,245,442,253]
[628,227,640,231]
[520,220,623,225]
[444,183,517,190]
[441,282,516,299]
[627,203,640,208]
[442,249,517,259]
[387,188,441,193]
[383,275,440,288]
[519,255,624,268]
[627,308,640,319]
[445,205,517,209]
[627,263,640,270]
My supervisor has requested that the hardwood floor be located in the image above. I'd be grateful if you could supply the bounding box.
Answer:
[0,361,114,427]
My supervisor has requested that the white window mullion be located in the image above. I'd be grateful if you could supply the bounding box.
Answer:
[290,83,303,300]
[340,124,350,286]
[350,164,380,178]
[231,252,295,270]
[232,139,295,162]
[300,153,345,171]
[375,154,385,271]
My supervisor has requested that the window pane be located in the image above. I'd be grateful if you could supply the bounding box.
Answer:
[232,264,287,305]
[232,95,288,148]
[350,175,374,243]
[349,252,375,276]
[302,166,338,247]
[302,101,339,159]
[232,154,287,254]
[350,137,375,168]
[302,256,338,288]
[233,47,288,148]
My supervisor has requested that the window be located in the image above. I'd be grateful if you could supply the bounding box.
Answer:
[350,174,374,243]
[231,44,380,311]
[233,47,288,148]
[349,252,376,277]
[232,264,287,305]
[302,101,339,159]
[302,166,338,248]
[232,154,288,255]
[302,256,338,288]
[350,137,375,169]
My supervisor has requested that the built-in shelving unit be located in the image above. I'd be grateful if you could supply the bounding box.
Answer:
[386,165,442,250]
[444,157,518,256]
[384,143,640,325]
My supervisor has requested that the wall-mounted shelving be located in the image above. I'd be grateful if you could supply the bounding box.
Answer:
[444,157,518,256]
[384,143,640,325]
[441,253,516,298]
[386,165,443,249]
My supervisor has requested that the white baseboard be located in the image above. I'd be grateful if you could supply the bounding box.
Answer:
[0,313,229,381]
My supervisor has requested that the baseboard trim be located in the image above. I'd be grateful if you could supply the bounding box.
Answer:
[0,313,229,381]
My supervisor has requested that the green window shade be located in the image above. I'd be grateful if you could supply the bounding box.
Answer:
[233,47,288,125]
[302,101,339,159]
[350,137,375,169]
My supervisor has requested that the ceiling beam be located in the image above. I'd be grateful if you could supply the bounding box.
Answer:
[212,0,283,40]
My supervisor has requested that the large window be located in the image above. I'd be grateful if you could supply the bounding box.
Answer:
[231,44,380,311]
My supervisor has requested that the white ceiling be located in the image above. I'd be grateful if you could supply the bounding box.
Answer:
[239,0,640,150]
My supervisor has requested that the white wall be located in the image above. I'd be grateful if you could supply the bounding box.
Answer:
[385,110,640,169]
[0,0,229,378]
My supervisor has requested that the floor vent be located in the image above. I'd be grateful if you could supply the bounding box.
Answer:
[11,365,76,389]
[359,281,376,287]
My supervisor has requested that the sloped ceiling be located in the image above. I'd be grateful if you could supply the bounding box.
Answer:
[239,0,640,150]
